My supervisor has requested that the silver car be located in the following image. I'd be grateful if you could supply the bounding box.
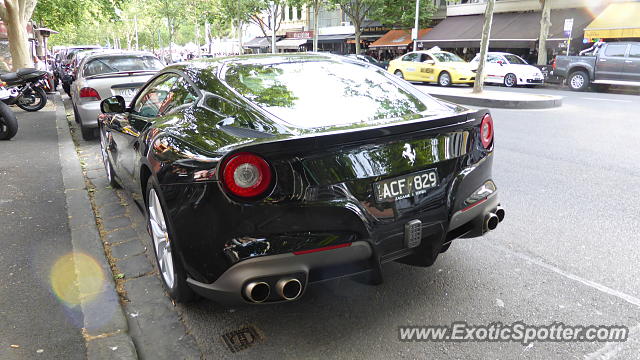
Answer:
[71,51,164,139]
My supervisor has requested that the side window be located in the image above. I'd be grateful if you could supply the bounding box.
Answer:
[629,45,640,58]
[486,55,500,63]
[132,74,178,118]
[604,44,628,57]
[402,53,418,62]
[158,77,199,115]
[420,54,434,62]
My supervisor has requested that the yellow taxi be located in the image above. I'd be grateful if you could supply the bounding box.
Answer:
[387,50,477,86]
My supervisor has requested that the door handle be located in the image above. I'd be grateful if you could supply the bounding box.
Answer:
[625,60,633,63]
[600,59,607,62]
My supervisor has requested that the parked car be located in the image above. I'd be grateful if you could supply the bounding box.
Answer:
[387,50,477,86]
[553,42,640,91]
[71,51,164,140]
[55,45,102,93]
[345,54,388,69]
[97,54,504,304]
[470,52,544,87]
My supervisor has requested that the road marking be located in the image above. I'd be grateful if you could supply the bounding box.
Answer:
[492,244,640,307]
[583,97,633,103]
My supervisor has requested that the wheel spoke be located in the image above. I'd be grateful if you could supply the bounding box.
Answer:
[148,190,175,288]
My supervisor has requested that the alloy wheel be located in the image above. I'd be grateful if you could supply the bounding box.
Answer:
[504,74,517,87]
[570,74,584,89]
[439,72,451,86]
[148,189,175,289]
[99,131,112,182]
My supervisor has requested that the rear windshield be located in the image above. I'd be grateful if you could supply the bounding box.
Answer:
[83,56,163,77]
[223,59,446,128]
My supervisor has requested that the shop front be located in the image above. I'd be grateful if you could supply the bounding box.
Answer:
[369,28,432,61]
[584,2,640,42]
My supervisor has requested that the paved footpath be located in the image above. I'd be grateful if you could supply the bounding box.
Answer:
[0,101,86,358]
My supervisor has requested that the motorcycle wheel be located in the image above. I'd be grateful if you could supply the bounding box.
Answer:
[0,101,18,140]
[17,87,47,112]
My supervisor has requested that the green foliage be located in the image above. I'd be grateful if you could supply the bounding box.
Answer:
[369,0,436,29]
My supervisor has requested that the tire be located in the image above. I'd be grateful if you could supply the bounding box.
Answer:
[80,122,96,141]
[17,87,47,112]
[99,129,120,188]
[0,102,18,140]
[394,70,404,79]
[567,70,589,92]
[503,73,517,87]
[438,71,451,87]
[145,177,196,303]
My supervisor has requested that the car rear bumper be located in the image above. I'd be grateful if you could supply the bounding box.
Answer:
[186,190,503,305]
[76,101,101,127]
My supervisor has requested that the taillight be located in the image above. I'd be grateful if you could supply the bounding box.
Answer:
[221,152,272,198]
[480,113,494,149]
[552,58,556,70]
[79,87,100,100]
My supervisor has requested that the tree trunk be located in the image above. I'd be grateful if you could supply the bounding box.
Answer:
[3,5,32,70]
[354,20,361,55]
[313,0,319,52]
[537,0,552,65]
[472,0,495,94]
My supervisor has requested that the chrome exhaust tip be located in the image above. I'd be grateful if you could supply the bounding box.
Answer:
[244,281,270,303]
[276,278,303,301]
[485,213,499,232]
[495,206,505,222]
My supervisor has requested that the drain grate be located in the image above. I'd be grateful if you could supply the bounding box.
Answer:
[222,325,262,353]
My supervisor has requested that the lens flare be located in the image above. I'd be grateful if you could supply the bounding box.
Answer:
[49,252,105,306]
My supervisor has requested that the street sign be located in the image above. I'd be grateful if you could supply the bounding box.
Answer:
[564,18,574,55]
[411,28,418,40]
[564,18,574,32]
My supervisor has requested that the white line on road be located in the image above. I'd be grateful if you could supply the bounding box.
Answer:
[582,97,633,103]
[492,244,640,307]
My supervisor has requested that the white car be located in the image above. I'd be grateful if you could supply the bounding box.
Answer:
[71,51,164,140]
[471,52,544,87]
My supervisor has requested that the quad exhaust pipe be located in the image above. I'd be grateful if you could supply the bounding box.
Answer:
[276,278,303,301]
[484,206,505,232]
[244,278,304,303]
[244,281,270,303]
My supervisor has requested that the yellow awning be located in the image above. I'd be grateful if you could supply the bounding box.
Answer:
[584,2,640,39]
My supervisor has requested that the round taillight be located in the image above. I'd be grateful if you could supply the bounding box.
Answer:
[221,153,272,198]
[480,113,494,149]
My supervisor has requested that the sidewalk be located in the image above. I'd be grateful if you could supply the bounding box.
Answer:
[415,84,563,109]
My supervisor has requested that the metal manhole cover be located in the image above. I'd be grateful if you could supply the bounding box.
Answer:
[222,325,262,353]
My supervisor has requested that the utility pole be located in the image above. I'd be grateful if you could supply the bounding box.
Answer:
[271,3,277,54]
[134,15,139,51]
[413,0,420,51]
[473,0,495,93]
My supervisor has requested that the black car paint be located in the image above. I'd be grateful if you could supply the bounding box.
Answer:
[99,54,499,302]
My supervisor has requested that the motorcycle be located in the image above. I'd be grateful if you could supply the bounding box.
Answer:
[0,68,49,112]
[0,101,18,140]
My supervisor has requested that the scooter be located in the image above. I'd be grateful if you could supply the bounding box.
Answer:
[0,68,49,112]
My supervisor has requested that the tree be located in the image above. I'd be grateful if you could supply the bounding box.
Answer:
[472,0,495,94]
[369,0,435,29]
[328,0,378,55]
[0,0,37,70]
[537,0,551,65]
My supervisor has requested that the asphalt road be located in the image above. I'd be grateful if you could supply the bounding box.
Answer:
[170,86,640,359]
[0,104,85,359]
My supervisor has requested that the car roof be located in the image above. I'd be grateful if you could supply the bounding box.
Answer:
[82,50,156,61]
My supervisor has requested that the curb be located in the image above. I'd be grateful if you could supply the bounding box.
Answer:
[54,93,138,360]
[427,93,563,109]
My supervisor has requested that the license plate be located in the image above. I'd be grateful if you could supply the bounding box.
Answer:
[373,169,438,202]
[116,88,137,97]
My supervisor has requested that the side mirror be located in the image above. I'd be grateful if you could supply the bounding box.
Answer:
[497,60,504,66]
[101,96,126,114]
[425,60,435,65]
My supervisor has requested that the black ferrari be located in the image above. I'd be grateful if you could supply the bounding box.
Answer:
[98,53,504,304]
